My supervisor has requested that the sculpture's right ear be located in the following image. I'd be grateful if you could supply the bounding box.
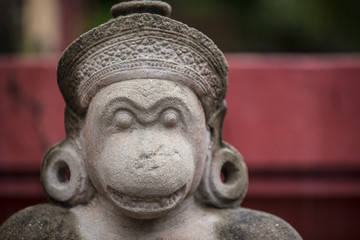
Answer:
[41,140,95,206]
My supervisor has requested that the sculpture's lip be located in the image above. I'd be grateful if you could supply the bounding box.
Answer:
[107,185,186,213]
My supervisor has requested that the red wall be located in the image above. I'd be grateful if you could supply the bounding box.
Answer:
[1,55,360,239]
[224,55,360,240]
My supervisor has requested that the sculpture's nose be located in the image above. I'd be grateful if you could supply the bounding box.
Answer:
[139,134,156,154]
[134,133,165,171]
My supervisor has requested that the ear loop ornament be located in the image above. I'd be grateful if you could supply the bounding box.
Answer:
[41,140,94,206]
[209,145,248,207]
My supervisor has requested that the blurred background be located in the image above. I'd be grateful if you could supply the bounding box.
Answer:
[1,0,360,53]
[1,0,360,239]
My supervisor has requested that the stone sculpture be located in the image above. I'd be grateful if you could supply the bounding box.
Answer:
[0,1,302,239]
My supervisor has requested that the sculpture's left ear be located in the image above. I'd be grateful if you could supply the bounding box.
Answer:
[196,101,248,208]
[41,139,95,206]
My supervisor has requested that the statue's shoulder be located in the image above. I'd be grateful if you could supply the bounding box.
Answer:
[217,207,302,240]
[0,203,81,240]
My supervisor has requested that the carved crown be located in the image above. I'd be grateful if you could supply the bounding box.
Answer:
[57,1,228,119]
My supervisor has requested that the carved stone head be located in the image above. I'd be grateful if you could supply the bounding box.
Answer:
[41,0,248,219]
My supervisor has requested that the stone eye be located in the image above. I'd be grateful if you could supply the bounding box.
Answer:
[162,109,179,128]
[114,110,133,129]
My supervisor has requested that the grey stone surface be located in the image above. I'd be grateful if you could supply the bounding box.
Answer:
[0,1,302,239]
[0,204,80,240]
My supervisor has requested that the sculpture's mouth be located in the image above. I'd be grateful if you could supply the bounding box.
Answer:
[107,185,186,214]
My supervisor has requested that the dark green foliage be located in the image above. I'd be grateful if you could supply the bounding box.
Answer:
[87,0,360,52]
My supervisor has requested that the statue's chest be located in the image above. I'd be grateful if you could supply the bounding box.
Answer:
[78,226,218,240]
[75,211,220,240]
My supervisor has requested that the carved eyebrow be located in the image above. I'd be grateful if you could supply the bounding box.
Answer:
[101,96,191,124]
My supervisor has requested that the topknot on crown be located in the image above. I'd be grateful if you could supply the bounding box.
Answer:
[111,0,171,17]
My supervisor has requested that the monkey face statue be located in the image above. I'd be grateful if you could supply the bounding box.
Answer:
[82,79,209,219]
[37,5,248,216]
